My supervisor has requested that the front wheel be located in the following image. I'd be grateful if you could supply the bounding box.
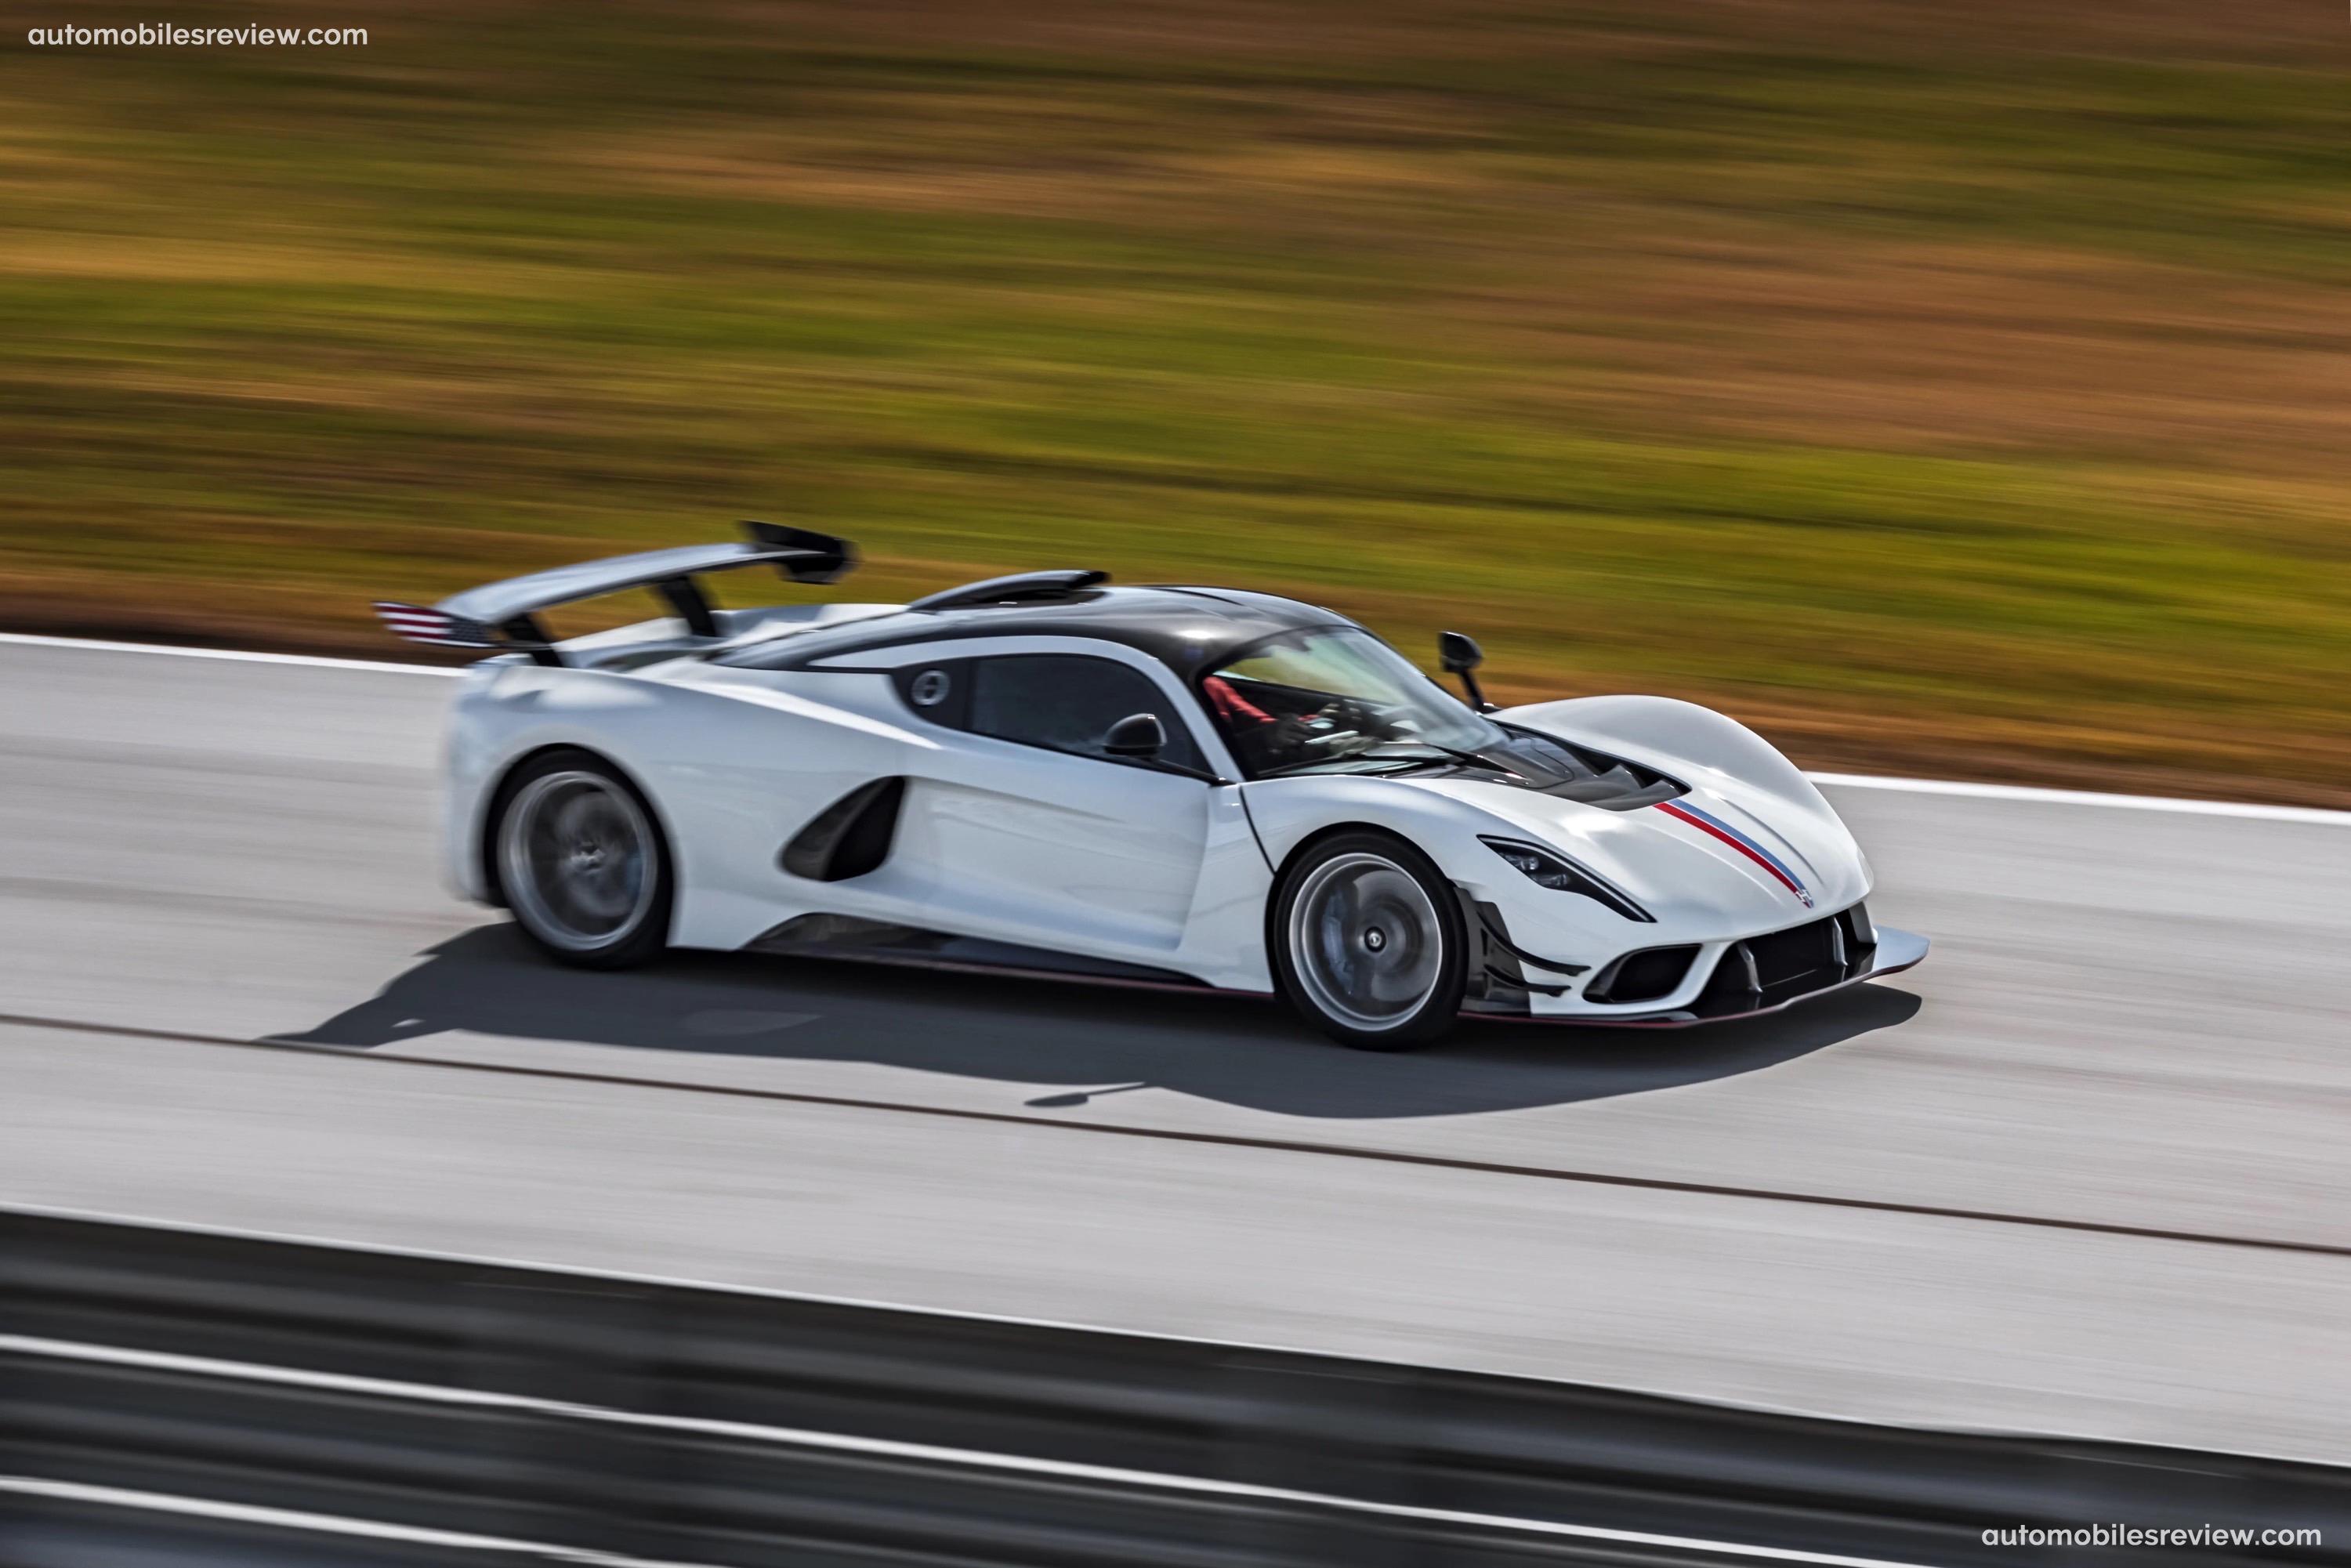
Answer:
[491,749,672,969]
[1271,831,1466,1050]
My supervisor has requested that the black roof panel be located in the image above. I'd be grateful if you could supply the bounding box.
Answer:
[712,584,1354,682]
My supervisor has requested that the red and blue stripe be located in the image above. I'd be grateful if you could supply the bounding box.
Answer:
[1654,799,1814,907]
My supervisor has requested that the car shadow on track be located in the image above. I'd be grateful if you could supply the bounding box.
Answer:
[285,924,1923,1121]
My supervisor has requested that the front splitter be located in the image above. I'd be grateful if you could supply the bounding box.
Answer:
[1525,927,1930,1029]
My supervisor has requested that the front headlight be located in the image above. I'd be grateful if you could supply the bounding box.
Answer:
[1480,836,1654,922]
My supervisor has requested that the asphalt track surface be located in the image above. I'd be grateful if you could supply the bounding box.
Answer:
[4,635,2349,1464]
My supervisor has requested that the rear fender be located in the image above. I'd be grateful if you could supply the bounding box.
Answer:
[447,662,940,947]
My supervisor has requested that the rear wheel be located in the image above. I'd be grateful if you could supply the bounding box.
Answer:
[492,750,672,969]
[1272,831,1466,1050]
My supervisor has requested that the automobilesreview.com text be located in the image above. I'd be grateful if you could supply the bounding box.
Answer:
[27,24,366,45]
[1985,1525,2320,1548]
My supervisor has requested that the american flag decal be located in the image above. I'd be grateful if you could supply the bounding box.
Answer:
[371,602,498,648]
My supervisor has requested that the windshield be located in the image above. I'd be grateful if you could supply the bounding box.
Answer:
[1198,627,1505,779]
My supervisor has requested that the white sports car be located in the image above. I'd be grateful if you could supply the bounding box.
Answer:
[377,523,1925,1048]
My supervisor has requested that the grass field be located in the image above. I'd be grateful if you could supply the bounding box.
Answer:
[5,2,2350,802]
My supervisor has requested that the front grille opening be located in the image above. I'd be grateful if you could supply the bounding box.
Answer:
[1700,913,1856,1009]
[1748,918,1839,987]
[1586,944,1699,1005]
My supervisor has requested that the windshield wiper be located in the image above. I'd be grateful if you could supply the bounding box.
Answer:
[1257,749,1431,779]
[1258,743,1513,779]
[1355,743,1523,777]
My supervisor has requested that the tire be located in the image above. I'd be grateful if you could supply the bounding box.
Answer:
[490,749,672,970]
[1270,831,1467,1050]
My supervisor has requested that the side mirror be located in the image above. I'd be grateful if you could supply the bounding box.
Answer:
[1437,631,1496,712]
[1103,712,1166,758]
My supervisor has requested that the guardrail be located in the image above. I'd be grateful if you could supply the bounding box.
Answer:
[0,1206,2342,1566]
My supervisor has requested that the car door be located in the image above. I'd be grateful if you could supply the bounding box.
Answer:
[895,650,1217,954]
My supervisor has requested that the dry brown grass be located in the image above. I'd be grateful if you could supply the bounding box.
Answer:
[5,0,2351,804]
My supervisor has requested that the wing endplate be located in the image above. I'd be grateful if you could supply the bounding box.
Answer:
[371,602,500,648]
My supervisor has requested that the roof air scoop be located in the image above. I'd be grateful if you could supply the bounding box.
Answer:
[906,570,1109,614]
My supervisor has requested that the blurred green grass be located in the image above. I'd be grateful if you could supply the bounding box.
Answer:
[4,2,2350,800]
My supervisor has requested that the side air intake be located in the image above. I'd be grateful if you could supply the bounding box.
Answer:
[780,778,905,882]
[1584,944,1701,1005]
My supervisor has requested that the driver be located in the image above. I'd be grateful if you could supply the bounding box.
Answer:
[1201,673,1318,773]
[1201,674,1387,774]
[1200,673,1277,730]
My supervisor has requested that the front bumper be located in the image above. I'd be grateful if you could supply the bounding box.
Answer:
[1571,925,1929,1027]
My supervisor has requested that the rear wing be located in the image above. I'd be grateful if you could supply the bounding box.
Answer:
[374,521,854,664]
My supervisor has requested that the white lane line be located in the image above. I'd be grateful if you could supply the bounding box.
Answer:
[0,630,461,675]
[12,1199,2314,1468]
[0,1197,1898,1432]
[8,631,2345,824]
[0,1333,1937,1568]
[1809,772,2351,827]
[0,1475,709,1565]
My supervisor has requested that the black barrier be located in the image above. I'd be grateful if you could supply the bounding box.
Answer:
[0,1206,2343,1566]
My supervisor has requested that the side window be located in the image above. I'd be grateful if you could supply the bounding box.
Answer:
[968,654,1206,772]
